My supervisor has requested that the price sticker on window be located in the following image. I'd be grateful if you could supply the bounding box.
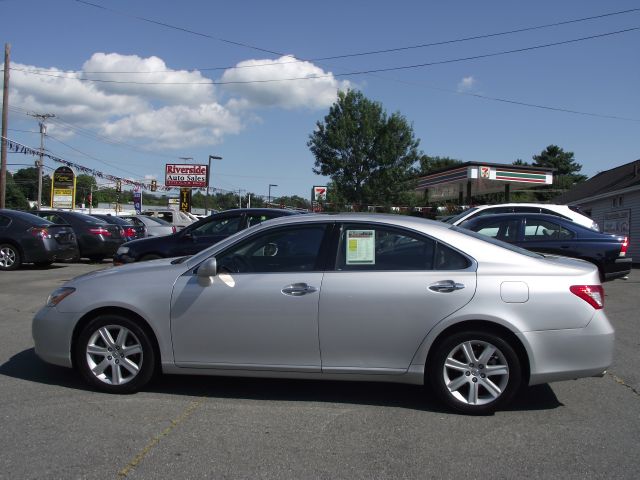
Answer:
[346,230,375,265]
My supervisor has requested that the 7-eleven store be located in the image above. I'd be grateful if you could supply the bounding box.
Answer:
[416,162,554,205]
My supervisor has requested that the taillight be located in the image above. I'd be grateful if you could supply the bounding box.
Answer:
[29,227,51,239]
[123,227,136,238]
[88,227,112,236]
[570,285,604,310]
[620,237,628,257]
[172,226,177,233]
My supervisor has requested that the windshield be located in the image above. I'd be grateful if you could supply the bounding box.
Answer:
[451,225,543,259]
[444,207,479,224]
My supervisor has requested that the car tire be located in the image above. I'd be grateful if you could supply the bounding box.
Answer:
[428,330,521,415]
[74,314,156,394]
[140,254,162,261]
[0,243,21,271]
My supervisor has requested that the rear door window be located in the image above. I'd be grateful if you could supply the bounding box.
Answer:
[335,224,470,271]
[523,219,574,241]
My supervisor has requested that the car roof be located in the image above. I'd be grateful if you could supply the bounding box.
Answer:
[0,209,54,224]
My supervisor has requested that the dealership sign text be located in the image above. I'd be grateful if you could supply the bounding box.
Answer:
[165,164,208,187]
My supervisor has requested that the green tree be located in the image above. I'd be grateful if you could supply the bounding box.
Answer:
[5,173,29,209]
[532,145,587,200]
[419,155,462,175]
[75,174,98,207]
[308,90,421,207]
[12,167,52,205]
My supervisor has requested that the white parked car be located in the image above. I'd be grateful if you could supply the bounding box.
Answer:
[444,203,599,230]
[141,209,194,230]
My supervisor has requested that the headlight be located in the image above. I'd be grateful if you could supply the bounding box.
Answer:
[116,246,130,255]
[46,287,76,307]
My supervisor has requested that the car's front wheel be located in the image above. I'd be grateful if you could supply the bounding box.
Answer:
[429,331,521,414]
[74,314,156,393]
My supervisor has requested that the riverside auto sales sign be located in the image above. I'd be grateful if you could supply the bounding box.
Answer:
[165,164,208,187]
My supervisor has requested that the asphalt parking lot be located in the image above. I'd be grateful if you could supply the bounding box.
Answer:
[0,262,638,479]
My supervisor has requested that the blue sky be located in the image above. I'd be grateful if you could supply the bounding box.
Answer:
[2,0,639,201]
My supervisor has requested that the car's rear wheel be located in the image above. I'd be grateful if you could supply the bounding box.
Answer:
[0,244,21,271]
[74,314,155,393]
[429,331,521,414]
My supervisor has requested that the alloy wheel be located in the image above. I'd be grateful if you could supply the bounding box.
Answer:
[85,325,144,386]
[442,340,510,406]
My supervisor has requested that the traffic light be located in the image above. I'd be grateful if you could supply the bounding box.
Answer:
[150,179,157,192]
[115,180,122,193]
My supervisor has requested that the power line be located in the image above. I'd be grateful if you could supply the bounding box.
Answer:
[46,133,148,178]
[74,0,282,57]
[13,27,639,86]
[69,2,639,68]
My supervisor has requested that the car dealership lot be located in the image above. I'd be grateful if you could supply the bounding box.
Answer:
[1,263,638,479]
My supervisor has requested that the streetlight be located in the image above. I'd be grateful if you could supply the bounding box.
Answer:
[268,184,278,207]
[206,155,222,215]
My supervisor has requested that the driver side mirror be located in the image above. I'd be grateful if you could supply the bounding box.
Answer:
[197,257,217,278]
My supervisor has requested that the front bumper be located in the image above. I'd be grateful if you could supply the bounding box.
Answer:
[32,306,78,368]
[520,310,614,386]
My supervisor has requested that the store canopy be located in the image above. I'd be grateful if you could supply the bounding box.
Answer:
[416,162,554,203]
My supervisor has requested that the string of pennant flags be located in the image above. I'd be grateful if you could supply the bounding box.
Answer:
[1,136,184,192]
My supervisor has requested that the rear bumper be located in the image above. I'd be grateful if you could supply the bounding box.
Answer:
[520,310,614,385]
[603,257,632,280]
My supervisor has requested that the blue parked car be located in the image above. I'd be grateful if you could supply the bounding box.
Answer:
[459,213,631,281]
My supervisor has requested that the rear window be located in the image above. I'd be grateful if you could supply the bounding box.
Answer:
[452,225,543,259]
[444,207,479,224]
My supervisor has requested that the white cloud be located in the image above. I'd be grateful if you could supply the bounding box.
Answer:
[5,53,350,151]
[81,53,216,106]
[102,104,243,149]
[457,76,476,92]
[7,55,243,150]
[221,55,351,109]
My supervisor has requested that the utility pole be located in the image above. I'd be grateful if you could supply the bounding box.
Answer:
[28,112,55,209]
[0,43,10,209]
[238,189,244,208]
[206,155,222,216]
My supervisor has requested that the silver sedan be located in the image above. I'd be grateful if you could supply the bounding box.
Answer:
[32,214,614,414]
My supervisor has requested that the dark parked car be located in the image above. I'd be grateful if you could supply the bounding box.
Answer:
[33,210,125,262]
[114,208,301,264]
[90,214,146,242]
[460,213,631,281]
[0,209,79,270]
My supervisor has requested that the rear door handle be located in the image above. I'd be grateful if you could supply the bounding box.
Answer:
[281,283,318,296]
[429,280,465,293]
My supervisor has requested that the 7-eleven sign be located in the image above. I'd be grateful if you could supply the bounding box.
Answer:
[313,186,327,201]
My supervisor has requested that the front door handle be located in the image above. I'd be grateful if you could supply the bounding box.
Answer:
[429,280,465,293]
[281,283,318,296]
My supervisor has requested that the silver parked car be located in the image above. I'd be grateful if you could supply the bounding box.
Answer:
[119,214,176,237]
[32,214,614,414]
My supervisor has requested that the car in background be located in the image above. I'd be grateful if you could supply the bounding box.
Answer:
[0,209,79,270]
[89,214,146,242]
[443,203,599,231]
[33,210,124,262]
[118,214,176,237]
[34,213,614,414]
[460,213,631,281]
[114,208,300,264]
[141,209,194,230]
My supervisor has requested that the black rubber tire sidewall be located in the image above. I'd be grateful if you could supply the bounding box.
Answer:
[428,330,521,415]
[74,314,156,394]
